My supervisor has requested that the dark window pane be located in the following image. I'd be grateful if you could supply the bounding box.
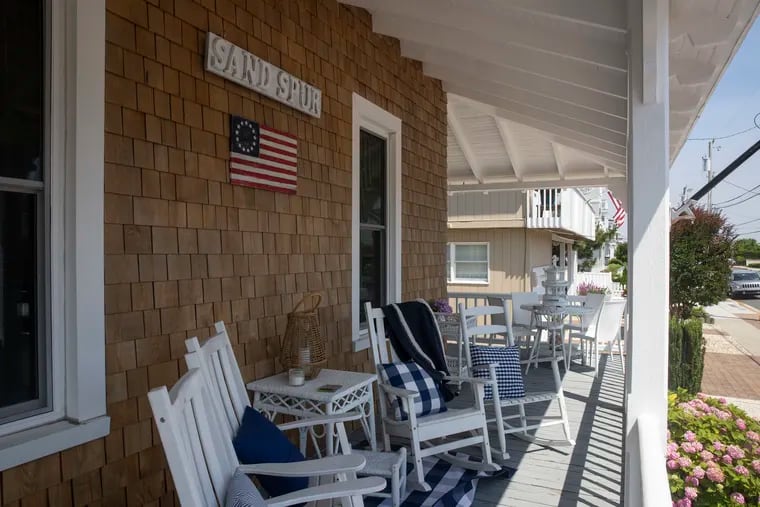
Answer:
[0,191,42,413]
[359,130,386,226]
[0,1,44,181]
[359,229,385,324]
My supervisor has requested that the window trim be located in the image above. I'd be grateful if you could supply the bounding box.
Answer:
[447,242,490,285]
[351,94,402,352]
[0,0,108,470]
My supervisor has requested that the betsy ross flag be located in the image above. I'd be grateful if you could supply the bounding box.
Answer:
[608,190,626,228]
[229,116,297,194]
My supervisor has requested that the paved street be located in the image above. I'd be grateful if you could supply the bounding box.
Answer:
[740,297,760,311]
[703,300,760,418]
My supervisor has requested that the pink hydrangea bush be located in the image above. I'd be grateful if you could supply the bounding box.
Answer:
[668,390,760,506]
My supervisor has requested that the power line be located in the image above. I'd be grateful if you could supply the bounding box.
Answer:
[734,217,760,227]
[724,179,758,193]
[713,182,760,206]
[687,112,760,141]
[717,191,760,209]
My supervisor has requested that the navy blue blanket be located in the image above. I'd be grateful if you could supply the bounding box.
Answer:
[382,301,455,402]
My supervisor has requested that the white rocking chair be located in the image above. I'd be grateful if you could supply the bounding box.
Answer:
[458,301,574,461]
[186,322,408,507]
[184,322,362,457]
[365,302,499,492]
[148,367,385,507]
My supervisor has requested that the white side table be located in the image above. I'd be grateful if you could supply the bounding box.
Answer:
[247,368,377,456]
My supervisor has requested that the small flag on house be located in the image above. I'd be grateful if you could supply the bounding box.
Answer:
[229,115,297,194]
[608,190,626,228]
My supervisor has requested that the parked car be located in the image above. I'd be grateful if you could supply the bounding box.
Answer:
[728,269,760,298]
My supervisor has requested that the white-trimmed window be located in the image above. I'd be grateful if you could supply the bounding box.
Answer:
[352,94,401,351]
[0,0,108,471]
[447,243,490,284]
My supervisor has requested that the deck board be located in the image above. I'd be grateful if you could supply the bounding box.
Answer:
[466,355,625,506]
[349,354,625,506]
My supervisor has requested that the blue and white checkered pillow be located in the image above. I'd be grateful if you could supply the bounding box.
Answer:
[379,362,447,421]
[469,346,525,401]
[225,469,266,507]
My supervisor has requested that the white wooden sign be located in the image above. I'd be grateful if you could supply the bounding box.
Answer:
[205,32,322,118]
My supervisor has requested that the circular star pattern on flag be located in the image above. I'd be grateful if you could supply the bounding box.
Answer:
[234,119,257,155]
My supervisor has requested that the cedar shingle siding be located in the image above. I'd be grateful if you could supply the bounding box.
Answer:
[0,1,447,504]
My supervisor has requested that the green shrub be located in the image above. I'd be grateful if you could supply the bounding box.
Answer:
[669,318,705,394]
[667,390,760,506]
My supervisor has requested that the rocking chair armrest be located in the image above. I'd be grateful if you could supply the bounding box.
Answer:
[378,383,420,400]
[238,454,367,477]
[264,477,387,507]
[441,374,491,385]
[276,412,364,432]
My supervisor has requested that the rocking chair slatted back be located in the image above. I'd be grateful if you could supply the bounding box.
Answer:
[149,368,238,506]
[458,300,515,347]
[364,303,398,366]
[185,322,250,441]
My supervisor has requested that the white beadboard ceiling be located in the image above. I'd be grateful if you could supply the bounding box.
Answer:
[338,0,760,192]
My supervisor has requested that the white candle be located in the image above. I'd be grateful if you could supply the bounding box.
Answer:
[288,368,305,386]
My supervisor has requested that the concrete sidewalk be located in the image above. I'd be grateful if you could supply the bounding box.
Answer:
[702,301,760,419]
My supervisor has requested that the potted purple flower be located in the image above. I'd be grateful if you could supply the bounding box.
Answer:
[429,298,453,314]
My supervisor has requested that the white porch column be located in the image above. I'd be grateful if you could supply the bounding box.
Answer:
[625,0,671,504]
[568,244,577,286]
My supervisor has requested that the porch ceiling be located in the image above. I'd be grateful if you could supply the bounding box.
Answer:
[338,0,760,192]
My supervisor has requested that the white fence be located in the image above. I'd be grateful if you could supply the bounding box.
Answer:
[526,188,596,240]
[571,271,623,296]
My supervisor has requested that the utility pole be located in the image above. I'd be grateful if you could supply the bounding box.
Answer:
[703,139,715,210]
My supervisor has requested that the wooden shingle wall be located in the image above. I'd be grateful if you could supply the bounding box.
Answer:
[0,0,447,504]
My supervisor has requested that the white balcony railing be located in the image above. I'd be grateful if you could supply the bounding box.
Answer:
[526,188,596,239]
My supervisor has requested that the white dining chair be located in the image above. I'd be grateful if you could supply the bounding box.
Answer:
[571,299,627,376]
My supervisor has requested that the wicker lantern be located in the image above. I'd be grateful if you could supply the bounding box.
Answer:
[280,293,326,380]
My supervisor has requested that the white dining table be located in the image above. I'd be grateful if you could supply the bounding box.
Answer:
[520,303,596,369]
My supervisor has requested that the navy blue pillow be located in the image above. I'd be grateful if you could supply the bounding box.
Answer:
[232,407,307,498]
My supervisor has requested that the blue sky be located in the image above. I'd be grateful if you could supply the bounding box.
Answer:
[670,18,760,242]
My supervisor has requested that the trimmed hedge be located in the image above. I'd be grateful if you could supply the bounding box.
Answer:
[669,318,706,394]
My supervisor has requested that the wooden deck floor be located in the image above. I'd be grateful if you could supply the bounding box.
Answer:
[469,355,625,507]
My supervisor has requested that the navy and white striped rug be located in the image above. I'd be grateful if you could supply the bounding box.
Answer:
[366,454,514,507]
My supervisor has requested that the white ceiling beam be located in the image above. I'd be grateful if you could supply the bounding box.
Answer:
[339,1,626,70]
[449,94,626,157]
[441,76,627,134]
[493,118,525,181]
[447,103,484,184]
[339,0,626,33]
[551,143,567,179]
[489,0,627,33]
[448,176,626,193]
[455,96,627,167]
[447,88,626,148]
[670,56,717,86]
[671,7,738,48]
[372,15,628,98]
[402,42,628,115]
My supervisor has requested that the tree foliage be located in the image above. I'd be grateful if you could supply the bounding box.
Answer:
[734,238,760,263]
[575,225,618,272]
[606,241,628,287]
[613,242,628,264]
[670,207,734,318]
